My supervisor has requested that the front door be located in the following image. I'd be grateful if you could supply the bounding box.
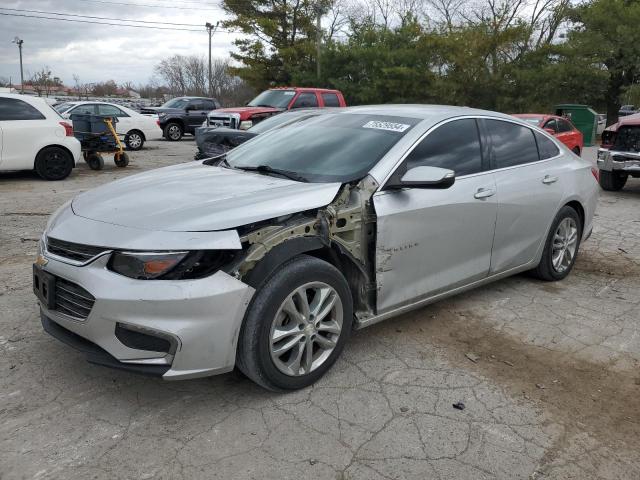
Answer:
[373,118,498,313]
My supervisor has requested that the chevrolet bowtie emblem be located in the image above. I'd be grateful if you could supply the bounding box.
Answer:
[35,255,48,266]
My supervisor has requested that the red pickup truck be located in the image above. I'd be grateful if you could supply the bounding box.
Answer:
[204,87,347,130]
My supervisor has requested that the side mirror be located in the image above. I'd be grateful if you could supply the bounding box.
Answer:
[543,127,555,135]
[386,166,455,190]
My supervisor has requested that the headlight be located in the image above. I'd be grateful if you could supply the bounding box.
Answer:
[597,149,607,160]
[109,251,188,279]
[239,120,253,130]
[108,250,235,280]
[158,112,166,118]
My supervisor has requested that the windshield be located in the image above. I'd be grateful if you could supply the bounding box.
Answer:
[248,90,296,108]
[249,111,320,134]
[226,113,420,183]
[161,98,189,109]
[53,103,74,113]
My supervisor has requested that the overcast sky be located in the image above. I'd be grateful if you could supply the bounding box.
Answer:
[0,0,238,86]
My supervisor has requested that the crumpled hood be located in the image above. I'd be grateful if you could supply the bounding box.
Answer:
[71,162,341,232]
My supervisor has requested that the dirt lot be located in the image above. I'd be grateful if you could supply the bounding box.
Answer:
[1,140,639,479]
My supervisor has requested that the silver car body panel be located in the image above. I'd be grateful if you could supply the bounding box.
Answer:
[40,253,254,380]
[374,172,498,313]
[71,161,341,232]
[36,105,599,380]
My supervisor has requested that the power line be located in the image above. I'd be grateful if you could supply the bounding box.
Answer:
[0,12,209,31]
[0,7,204,26]
[76,0,223,11]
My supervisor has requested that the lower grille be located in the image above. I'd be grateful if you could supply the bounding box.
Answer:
[47,237,108,263]
[55,278,95,319]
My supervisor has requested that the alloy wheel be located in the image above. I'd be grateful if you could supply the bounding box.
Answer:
[168,125,181,140]
[45,151,68,178]
[269,282,343,376]
[551,217,578,273]
[127,133,142,149]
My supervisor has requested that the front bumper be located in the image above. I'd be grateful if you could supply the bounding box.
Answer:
[597,149,640,174]
[38,254,254,380]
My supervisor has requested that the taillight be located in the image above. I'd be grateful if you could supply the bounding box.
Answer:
[591,167,600,182]
[156,120,161,127]
[59,121,73,137]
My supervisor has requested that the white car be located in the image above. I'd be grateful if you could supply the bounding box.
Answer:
[54,101,162,150]
[0,93,81,180]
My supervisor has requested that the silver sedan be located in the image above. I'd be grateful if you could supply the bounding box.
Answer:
[34,105,599,390]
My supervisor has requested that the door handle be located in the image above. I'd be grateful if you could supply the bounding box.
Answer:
[542,175,558,184]
[474,188,496,199]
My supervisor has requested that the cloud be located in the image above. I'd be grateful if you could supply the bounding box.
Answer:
[0,0,237,85]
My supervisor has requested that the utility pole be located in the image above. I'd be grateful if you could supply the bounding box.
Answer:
[315,6,322,81]
[12,37,24,93]
[205,22,218,97]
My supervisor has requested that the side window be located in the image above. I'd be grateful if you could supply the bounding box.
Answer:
[485,119,539,168]
[291,92,319,109]
[535,132,560,160]
[321,93,340,107]
[0,98,46,121]
[98,104,127,117]
[202,100,216,111]
[557,119,573,133]
[404,118,483,176]
[73,104,98,115]
[543,119,558,133]
[189,100,204,110]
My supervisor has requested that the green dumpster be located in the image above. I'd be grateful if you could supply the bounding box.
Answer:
[554,104,598,146]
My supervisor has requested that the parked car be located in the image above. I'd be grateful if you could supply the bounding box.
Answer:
[194,108,332,159]
[140,97,221,141]
[597,113,640,190]
[0,93,81,180]
[35,105,598,390]
[54,101,163,151]
[513,114,584,155]
[618,105,637,117]
[203,87,346,131]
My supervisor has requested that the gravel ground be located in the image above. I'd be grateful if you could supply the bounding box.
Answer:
[1,140,639,479]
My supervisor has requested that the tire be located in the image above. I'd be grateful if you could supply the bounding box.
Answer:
[34,147,74,181]
[531,205,582,281]
[85,152,104,170]
[114,152,130,167]
[236,255,353,391]
[572,146,581,156]
[599,170,627,191]
[163,122,183,141]
[124,130,144,150]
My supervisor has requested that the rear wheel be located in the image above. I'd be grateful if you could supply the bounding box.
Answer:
[236,255,353,391]
[531,205,582,281]
[124,130,144,150]
[599,170,627,191]
[85,152,104,170]
[163,122,183,141]
[34,147,73,180]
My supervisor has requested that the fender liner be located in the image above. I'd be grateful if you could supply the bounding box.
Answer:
[243,236,325,289]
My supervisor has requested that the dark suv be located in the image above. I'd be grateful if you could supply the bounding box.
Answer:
[142,97,221,141]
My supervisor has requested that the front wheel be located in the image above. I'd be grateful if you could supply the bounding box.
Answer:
[531,205,582,281]
[163,122,183,141]
[35,147,74,180]
[124,131,144,150]
[599,170,627,191]
[236,255,353,391]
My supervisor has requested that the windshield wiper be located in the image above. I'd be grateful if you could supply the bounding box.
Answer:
[236,165,308,183]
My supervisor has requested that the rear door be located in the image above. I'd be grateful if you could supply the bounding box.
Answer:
[0,97,50,171]
[483,118,565,273]
[374,118,497,312]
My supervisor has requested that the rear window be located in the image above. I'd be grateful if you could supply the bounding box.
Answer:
[322,93,340,107]
[0,98,45,121]
[485,119,539,168]
[535,132,560,159]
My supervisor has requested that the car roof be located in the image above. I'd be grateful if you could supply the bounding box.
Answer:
[269,87,342,93]
[0,92,49,106]
[331,104,517,123]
